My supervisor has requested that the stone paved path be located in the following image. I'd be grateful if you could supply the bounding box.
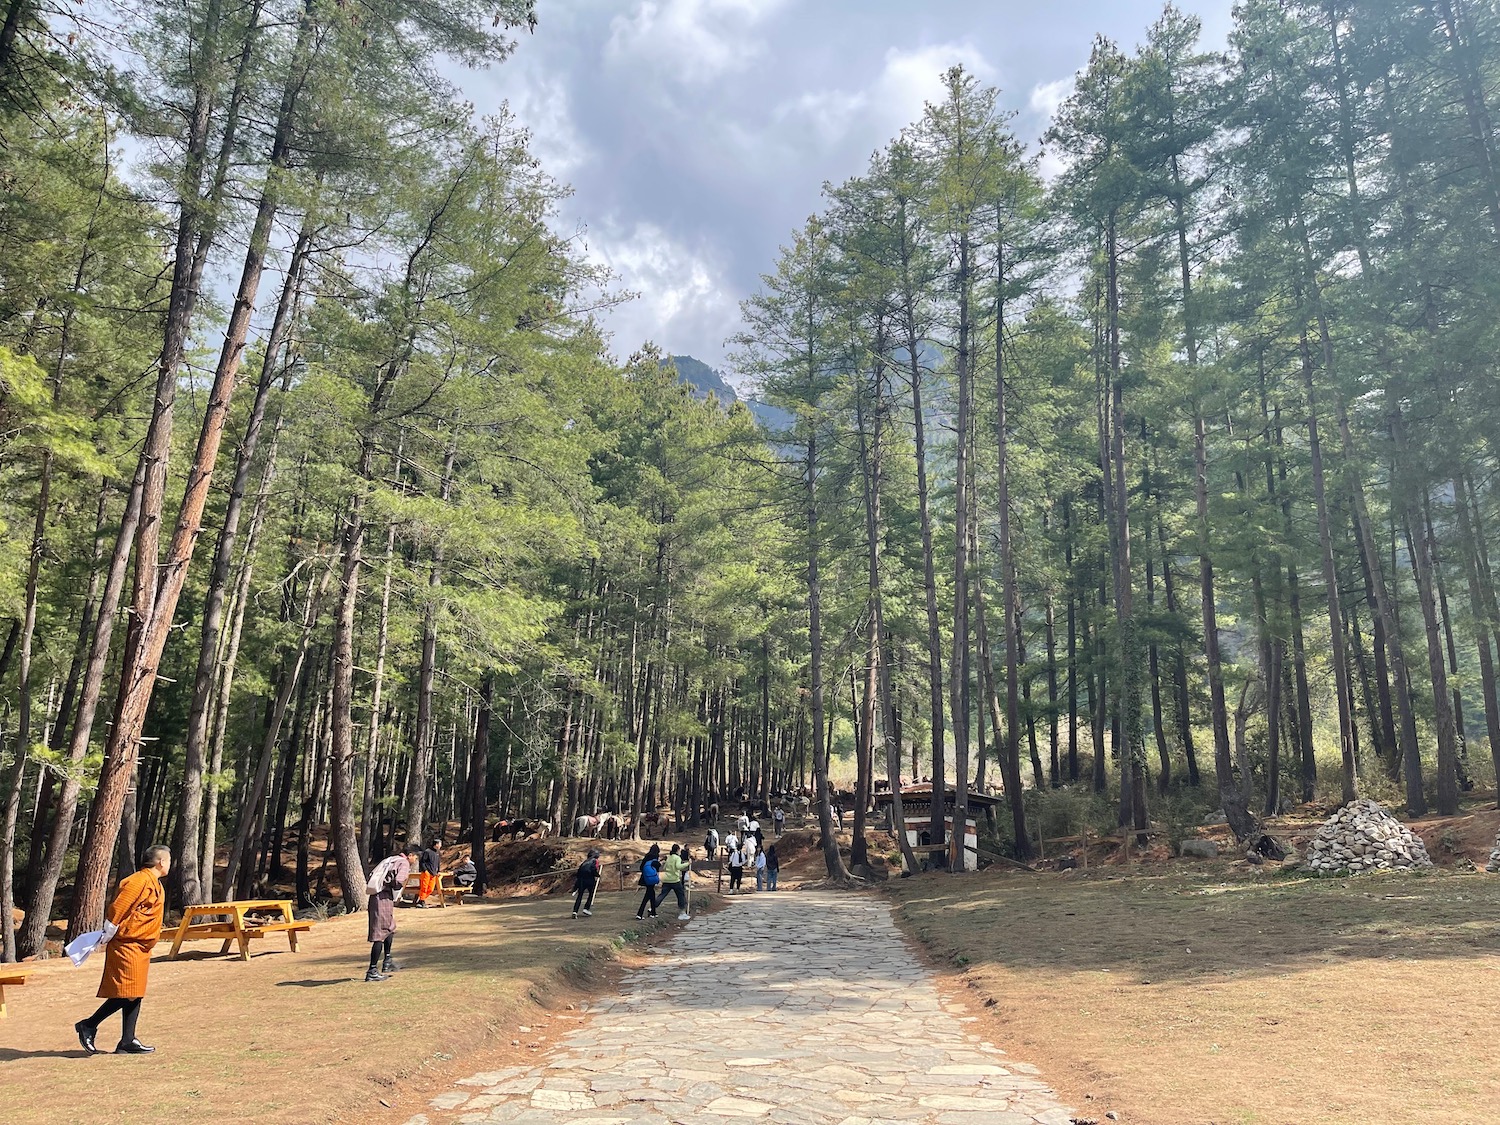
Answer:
[406,891,1075,1125]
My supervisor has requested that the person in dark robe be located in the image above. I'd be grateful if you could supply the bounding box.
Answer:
[454,854,478,888]
[75,844,170,1055]
[365,844,419,981]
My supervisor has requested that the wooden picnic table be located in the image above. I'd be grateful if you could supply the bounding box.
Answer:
[0,970,28,1018]
[402,871,471,907]
[168,899,312,961]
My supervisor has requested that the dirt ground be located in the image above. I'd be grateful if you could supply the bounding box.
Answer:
[888,861,1500,1125]
[0,886,698,1125]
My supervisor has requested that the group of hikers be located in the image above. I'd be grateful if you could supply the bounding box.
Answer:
[702,814,780,894]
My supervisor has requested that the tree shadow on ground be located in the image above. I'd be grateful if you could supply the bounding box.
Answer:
[888,867,1500,982]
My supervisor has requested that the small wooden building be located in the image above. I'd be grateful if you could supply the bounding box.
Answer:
[873,784,1001,871]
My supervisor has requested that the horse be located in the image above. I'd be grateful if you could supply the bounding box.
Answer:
[639,810,675,840]
[492,818,529,842]
[705,802,720,825]
[572,814,601,838]
[598,812,622,840]
[531,818,554,839]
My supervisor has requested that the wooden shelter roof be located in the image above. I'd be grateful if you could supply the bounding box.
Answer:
[873,784,1002,808]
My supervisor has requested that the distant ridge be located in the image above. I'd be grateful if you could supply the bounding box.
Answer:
[663,354,792,434]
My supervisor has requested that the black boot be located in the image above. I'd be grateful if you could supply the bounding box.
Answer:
[74,1021,98,1056]
[114,1039,155,1054]
[364,967,387,982]
[381,959,401,973]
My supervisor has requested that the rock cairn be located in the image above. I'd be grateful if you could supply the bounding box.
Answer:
[1486,829,1500,873]
[1303,799,1432,874]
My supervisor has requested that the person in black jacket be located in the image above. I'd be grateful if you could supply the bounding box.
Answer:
[415,839,442,907]
[572,849,602,918]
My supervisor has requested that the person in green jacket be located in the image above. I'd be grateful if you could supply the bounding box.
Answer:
[660,844,690,920]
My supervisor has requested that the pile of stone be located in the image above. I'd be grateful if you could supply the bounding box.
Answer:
[1486,828,1500,873]
[1303,799,1433,874]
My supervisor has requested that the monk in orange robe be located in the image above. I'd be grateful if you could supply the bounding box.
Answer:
[75,844,169,1055]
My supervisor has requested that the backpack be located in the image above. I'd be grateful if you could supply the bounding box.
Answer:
[366,856,403,895]
[641,859,660,886]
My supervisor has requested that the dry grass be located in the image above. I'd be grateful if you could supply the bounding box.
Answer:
[0,887,692,1125]
[888,864,1500,1125]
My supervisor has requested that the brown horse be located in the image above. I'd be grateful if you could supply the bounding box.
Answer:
[639,809,675,838]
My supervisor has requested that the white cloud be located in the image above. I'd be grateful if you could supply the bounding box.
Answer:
[772,42,998,147]
[1027,77,1079,181]
[501,71,592,177]
[581,219,741,363]
[1028,76,1073,120]
[605,0,789,85]
[874,43,996,129]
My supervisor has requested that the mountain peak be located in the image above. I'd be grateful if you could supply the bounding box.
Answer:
[664,355,738,403]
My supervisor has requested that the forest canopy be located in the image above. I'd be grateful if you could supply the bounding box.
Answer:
[3,0,1500,958]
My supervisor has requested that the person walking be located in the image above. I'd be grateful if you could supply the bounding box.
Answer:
[660,844,690,920]
[364,843,418,981]
[726,841,745,894]
[772,806,784,836]
[74,844,170,1055]
[572,849,602,917]
[416,838,442,907]
[754,847,767,892]
[635,844,662,919]
[704,826,719,861]
[766,845,780,891]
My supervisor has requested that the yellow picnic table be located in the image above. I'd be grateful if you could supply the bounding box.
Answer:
[167,899,312,961]
[0,970,27,1017]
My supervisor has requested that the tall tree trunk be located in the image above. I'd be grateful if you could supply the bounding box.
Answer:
[905,320,946,853]
[70,10,317,937]
[1193,410,1249,836]
[469,674,493,893]
[855,357,919,874]
[405,429,458,844]
[993,242,1030,858]
[222,567,327,898]
[1106,215,1146,835]
[1400,472,1461,814]
[360,521,398,867]
[948,225,973,872]
[1065,499,1080,783]
[175,220,310,906]
[976,568,1027,855]
[198,430,279,896]
[804,429,850,882]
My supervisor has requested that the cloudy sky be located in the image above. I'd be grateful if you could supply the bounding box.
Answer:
[464,0,1235,378]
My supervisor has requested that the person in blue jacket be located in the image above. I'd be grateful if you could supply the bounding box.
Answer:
[635,844,662,919]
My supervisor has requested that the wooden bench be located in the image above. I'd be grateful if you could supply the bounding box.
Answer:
[169,899,312,961]
[0,971,27,1018]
